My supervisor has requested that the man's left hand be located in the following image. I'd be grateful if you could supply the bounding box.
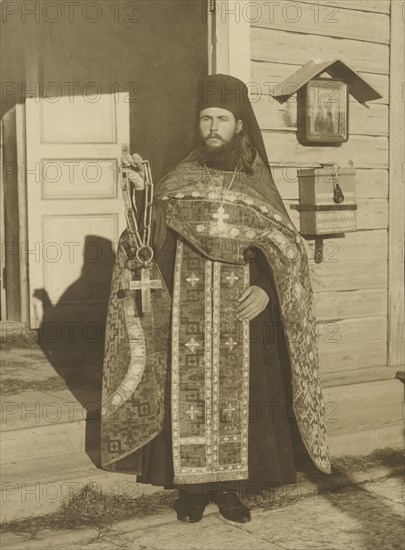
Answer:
[236,285,270,322]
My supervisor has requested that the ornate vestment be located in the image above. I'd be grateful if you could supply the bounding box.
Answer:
[101,153,332,484]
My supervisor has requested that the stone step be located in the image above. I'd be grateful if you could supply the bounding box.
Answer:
[1,418,87,464]
[324,378,404,457]
[1,389,88,432]
[329,421,404,457]
[0,451,159,524]
[0,388,90,464]
[323,378,404,430]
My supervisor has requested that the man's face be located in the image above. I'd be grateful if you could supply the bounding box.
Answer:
[199,107,243,152]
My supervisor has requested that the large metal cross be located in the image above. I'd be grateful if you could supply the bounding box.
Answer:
[212,205,230,232]
[129,267,162,314]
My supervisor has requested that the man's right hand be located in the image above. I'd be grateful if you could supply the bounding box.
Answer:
[121,153,145,190]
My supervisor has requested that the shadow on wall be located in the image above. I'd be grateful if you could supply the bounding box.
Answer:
[35,235,115,466]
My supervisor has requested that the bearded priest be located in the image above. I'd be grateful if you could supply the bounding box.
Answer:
[101,73,332,524]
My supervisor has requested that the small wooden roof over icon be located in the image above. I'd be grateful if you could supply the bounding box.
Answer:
[271,58,383,104]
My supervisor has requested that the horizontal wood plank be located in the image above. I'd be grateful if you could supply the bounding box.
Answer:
[274,168,388,200]
[323,365,399,388]
[253,95,388,135]
[319,341,387,372]
[317,316,386,346]
[251,28,390,74]
[318,315,387,373]
[297,0,390,14]
[314,289,387,320]
[309,260,387,291]
[250,63,389,105]
[356,198,388,229]
[250,1,389,44]
[264,133,388,169]
[306,229,388,263]
[348,169,388,199]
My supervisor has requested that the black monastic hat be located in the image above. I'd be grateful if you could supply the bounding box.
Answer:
[197,73,269,167]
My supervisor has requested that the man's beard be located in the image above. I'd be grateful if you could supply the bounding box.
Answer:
[194,132,245,171]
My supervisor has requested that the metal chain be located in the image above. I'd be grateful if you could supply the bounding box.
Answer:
[121,160,155,266]
[121,166,142,248]
[142,161,154,250]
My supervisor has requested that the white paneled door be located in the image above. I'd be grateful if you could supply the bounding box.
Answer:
[25,93,129,327]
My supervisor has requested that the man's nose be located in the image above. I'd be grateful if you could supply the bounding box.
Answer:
[209,119,218,132]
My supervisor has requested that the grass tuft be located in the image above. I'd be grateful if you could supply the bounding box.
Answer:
[0,376,68,395]
[332,447,404,472]
[0,483,176,539]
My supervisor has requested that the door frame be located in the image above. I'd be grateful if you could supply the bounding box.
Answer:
[16,102,30,325]
[0,117,5,319]
[207,0,251,80]
[1,103,29,324]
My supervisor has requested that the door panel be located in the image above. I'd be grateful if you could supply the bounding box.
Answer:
[41,214,118,305]
[26,93,129,327]
[40,94,117,143]
[41,159,118,199]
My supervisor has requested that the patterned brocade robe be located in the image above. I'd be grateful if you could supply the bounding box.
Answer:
[100,152,332,484]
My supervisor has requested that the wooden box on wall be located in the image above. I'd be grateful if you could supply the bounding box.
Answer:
[297,166,357,235]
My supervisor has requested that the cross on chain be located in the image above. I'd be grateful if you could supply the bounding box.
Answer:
[212,205,230,232]
[129,267,162,314]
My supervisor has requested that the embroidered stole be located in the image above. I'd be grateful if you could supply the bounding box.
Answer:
[171,239,250,484]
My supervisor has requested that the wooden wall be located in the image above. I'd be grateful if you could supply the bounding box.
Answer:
[249,0,391,377]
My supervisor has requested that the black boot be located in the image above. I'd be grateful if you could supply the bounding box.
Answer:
[174,491,208,523]
[214,490,251,523]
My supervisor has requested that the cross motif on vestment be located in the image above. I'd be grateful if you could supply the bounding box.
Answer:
[185,337,200,353]
[109,440,121,452]
[224,337,238,351]
[212,205,230,232]
[186,272,200,287]
[223,403,237,417]
[226,272,239,287]
[129,267,162,314]
[185,405,199,420]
